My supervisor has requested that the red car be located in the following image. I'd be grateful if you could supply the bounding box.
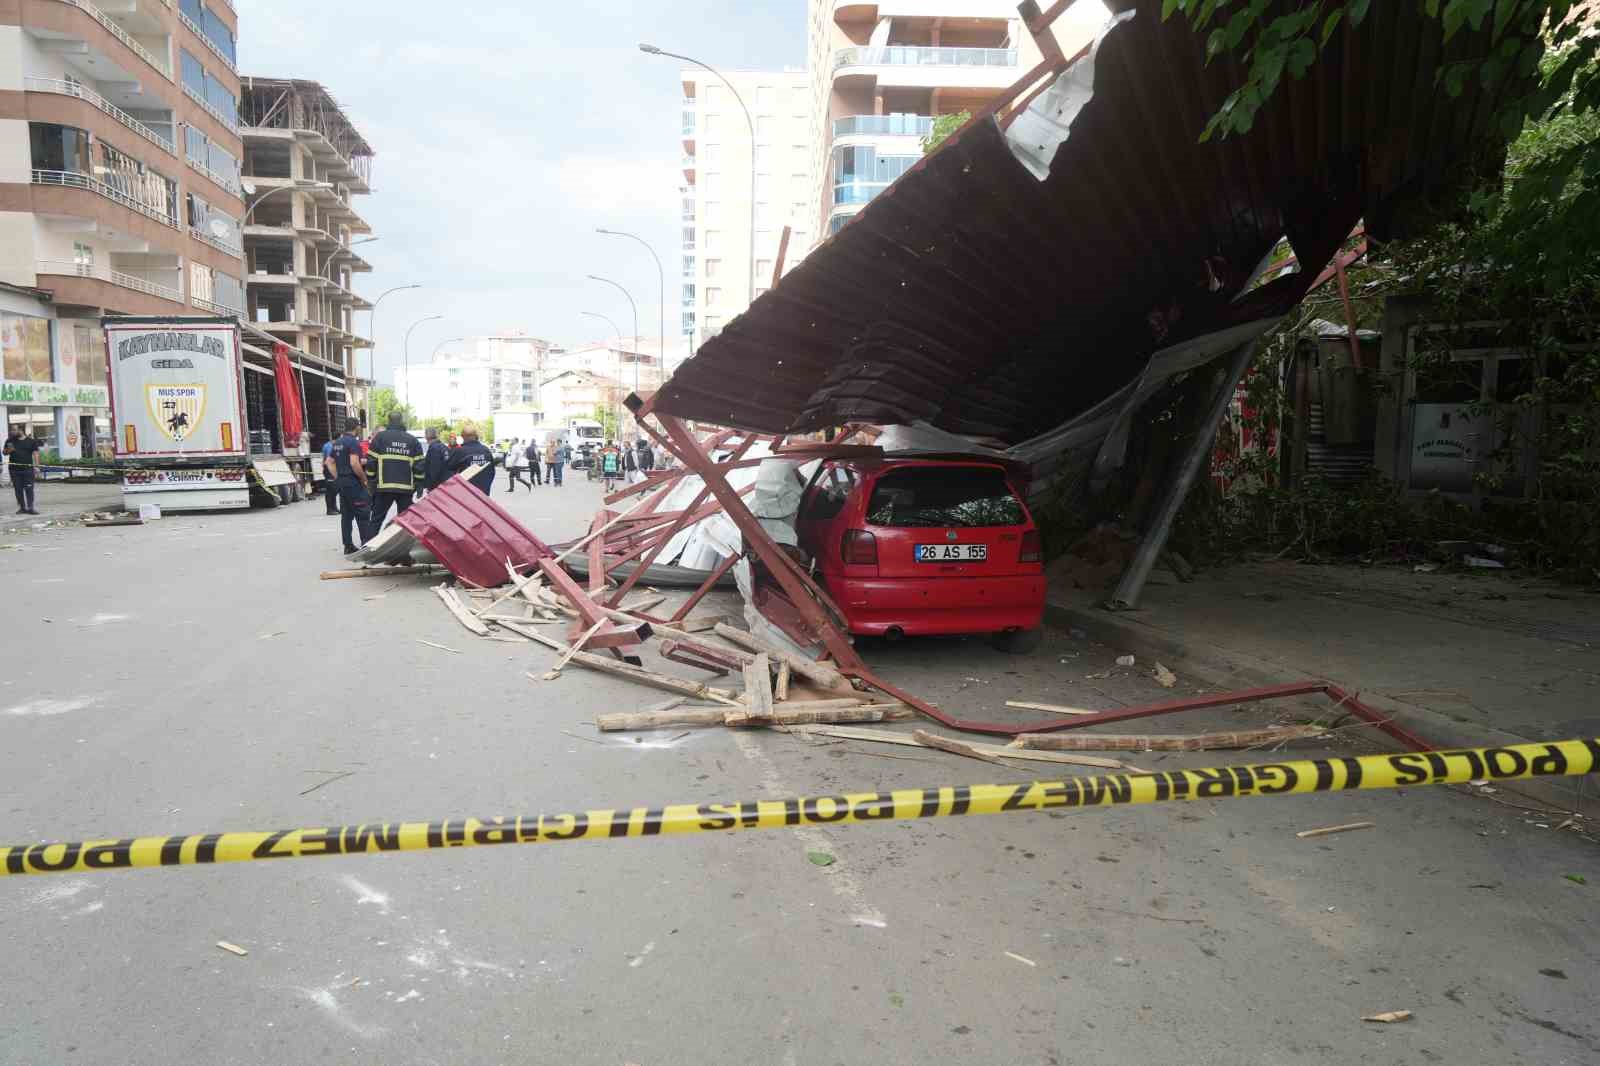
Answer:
[795,457,1045,651]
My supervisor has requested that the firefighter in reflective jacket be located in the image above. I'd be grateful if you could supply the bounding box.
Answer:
[366,411,423,537]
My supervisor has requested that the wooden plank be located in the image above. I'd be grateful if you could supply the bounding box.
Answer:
[1010,724,1326,752]
[434,585,490,636]
[545,619,607,678]
[774,660,791,702]
[1004,700,1099,716]
[913,729,1013,767]
[596,708,728,731]
[520,639,739,704]
[1296,821,1376,840]
[597,702,910,733]
[784,725,1129,769]
[587,510,610,595]
[713,623,851,693]
[320,565,442,580]
[539,557,651,646]
[730,654,775,725]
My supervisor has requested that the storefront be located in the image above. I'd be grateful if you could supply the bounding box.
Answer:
[0,286,113,462]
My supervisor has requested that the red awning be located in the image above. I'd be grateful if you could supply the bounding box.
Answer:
[393,476,552,587]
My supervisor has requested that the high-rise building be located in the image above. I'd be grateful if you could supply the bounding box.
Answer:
[239,77,374,431]
[0,0,246,455]
[805,1,1108,238]
[392,333,552,426]
[678,68,814,349]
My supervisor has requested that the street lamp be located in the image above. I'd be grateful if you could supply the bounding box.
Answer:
[431,336,465,360]
[368,284,422,430]
[580,310,624,437]
[402,314,444,410]
[318,237,381,383]
[596,227,665,395]
[241,179,334,224]
[586,275,638,434]
[640,43,759,317]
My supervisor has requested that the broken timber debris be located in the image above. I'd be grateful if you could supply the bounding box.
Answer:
[1010,724,1326,752]
[597,701,911,733]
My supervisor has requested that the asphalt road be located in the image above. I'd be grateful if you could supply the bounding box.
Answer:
[2,472,1596,1065]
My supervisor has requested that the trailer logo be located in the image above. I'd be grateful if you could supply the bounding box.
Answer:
[147,385,207,442]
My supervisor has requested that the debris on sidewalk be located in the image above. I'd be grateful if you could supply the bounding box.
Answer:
[1003,951,1037,968]
[1296,821,1376,839]
[320,564,443,581]
[215,941,249,957]
[1011,724,1327,752]
[1005,700,1096,716]
[1362,1010,1412,1024]
[416,639,461,654]
[1153,662,1178,688]
[1115,654,1136,667]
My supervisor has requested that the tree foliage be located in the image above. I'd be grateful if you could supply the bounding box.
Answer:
[370,386,415,429]
[921,111,972,153]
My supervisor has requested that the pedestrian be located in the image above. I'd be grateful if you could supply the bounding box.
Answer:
[448,425,497,495]
[422,426,448,493]
[4,427,43,515]
[634,438,654,483]
[599,439,622,490]
[525,437,543,487]
[329,417,372,555]
[321,434,339,515]
[367,412,423,537]
[506,437,533,493]
[545,435,564,487]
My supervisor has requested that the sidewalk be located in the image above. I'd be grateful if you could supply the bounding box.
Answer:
[0,479,126,533]
[1046,558,1600,812]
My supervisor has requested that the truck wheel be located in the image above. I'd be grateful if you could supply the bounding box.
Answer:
[991,628,1042,655]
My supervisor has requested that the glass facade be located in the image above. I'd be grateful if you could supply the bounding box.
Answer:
[28,123,92,174]
[832,114,936,138]
[181,47,237,120]
[831,145,919,205]
[182,0,237,65]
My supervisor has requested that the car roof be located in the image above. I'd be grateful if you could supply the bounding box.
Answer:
[839,452,1030,481]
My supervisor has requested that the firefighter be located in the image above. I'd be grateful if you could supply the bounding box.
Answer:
[422,426,448,493]
[329,417,371,555]
[366,412,423,536]
[447,425,497,495]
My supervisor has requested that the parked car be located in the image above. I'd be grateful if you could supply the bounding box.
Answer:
[795,457,1045,651]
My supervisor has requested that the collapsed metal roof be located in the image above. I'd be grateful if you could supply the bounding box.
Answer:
[653,0,1518,444]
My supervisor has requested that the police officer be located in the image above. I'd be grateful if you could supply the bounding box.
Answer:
[447,425,496,495]
[367,412,423,535]
[329,417,371,554]
[422,426,448,493]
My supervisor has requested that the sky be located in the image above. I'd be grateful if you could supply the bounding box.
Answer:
[236,1,808,387]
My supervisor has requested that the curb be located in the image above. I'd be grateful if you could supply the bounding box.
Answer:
[1043,599,1598,817]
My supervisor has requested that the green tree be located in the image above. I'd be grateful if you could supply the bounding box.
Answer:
[370,386,415,428]
[593,403,620,440]
[921,110,971,153]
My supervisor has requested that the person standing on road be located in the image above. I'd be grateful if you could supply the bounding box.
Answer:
[448,426,497,495]
[599,439,622,490]
[633,438,654,484]
[526,438,543,487]
[4,428,43,515]
[367,412,423,536]
[321,435,339,515]
[330,417,372,554]
[506,437,532,493]
[422,426,448,494]
[544,436,564,487]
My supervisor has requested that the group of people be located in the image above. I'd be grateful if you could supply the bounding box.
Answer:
[323,414,500,555]
[595,438,658,491]
[501,436,570,493]
[3,427,45,515]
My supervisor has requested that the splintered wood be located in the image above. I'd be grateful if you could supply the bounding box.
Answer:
[1010,724,1326,752]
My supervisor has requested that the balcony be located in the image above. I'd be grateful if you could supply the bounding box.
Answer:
[832,45,1017,88]
[182,82,238,133]
[24,75,176,156]
[833,181,891,206]
[47,0,174,81]
[190,224,243,259]
[177,8,236,74]
[38,259,183,304]
[185,155,242,197]
[832,114,935,139]
[32,169,179,231]
[192,296,242,315]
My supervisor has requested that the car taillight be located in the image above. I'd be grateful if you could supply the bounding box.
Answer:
[842,529,878,566]
[1019,530,1042,564]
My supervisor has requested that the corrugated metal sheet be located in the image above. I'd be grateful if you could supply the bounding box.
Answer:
[390,476,552,588]
[654,1,1518,444]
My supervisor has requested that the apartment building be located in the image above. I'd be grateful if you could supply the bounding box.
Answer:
[0,0,245,456]
[679,68,813,349]
[238,77,374,431]
[392,334,551,425]
[805,0,1108,238]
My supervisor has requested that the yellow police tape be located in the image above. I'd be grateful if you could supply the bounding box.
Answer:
[4,738,1595,878]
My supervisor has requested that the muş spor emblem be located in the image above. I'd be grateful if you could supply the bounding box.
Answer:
[147,384,207,442]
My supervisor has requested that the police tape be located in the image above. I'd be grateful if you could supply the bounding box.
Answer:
[4,738,1595,878]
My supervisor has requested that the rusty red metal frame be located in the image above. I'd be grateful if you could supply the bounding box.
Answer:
[539,556,651,652]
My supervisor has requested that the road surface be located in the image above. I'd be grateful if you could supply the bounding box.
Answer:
[1,473,1595,1065]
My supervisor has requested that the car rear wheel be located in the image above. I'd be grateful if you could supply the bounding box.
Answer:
[991,628,1042,654]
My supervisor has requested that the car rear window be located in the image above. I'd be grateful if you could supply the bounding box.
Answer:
[865,467,1024,528]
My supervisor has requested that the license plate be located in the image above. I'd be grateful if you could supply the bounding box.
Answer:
[916,543,987,562]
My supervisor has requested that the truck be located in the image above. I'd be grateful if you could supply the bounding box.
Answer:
[564,417,606,469]
[105,315,313,512]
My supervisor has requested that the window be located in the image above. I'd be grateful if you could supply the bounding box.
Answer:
[754,286,768,300]
[703,113,719,135]
[190,261,214,301]
[706,287,722,306]
[756,115,774,140]
[804,464,857,521]
[214,273,243,311]
[704,230,720,253]
[754,145,769,168]
[755,259,772,278]
[702,143,720,165]
[756,202,772,225]
[756,86,776,110]
[180,48,206,97]
[792,201,807,221]
[28,122,92,174]
[704,259,720,279]
[201,6,236,65]
[703,171,721,196]
[865,467,1025,528]
[73,242,95,269]
[703,200,720,222]
[754,174,771,200]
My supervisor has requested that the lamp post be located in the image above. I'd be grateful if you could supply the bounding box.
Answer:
[596,227,665,395]
[402,314,444,410]
[586,274,639,432]
[580,310,624,437]
[319,237,380,383]
[640,43,758,319]
[367,284,422,431]
[240,179,333,224]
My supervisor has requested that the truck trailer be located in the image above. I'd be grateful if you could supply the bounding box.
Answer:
[105,316,320,512]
